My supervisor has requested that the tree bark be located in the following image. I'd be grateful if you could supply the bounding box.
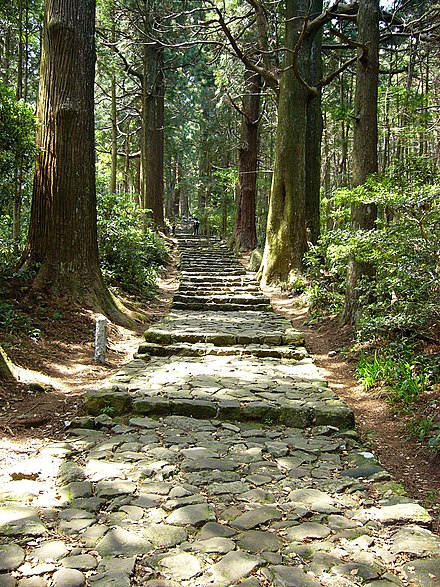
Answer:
[343,0,379,325]
[233,70,261,251]
[305,0,323,245]
[110,6,117,194]
[172,157,182,219]
[259,0,310,284]
[141,42,165,229]
[22,0,125,321]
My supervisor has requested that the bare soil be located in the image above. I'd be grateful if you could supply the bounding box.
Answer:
[0,257,439,531]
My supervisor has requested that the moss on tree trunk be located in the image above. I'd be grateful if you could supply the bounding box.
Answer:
[0,344,15,381]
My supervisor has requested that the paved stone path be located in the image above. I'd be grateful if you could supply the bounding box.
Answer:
[1,236,439,587]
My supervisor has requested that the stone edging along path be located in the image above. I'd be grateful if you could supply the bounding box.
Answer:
[0,236,439,587]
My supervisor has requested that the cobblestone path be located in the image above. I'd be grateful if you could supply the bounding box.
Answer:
[1,236,439,587]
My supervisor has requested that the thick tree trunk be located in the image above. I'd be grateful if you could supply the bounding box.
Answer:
[233,70,261,251]
[22,0,125,321]
[197,106,210,225]
[141,43,165,229]
[259,0,310,284]
[343,0,379,325]
[110,9,117,194]
[305,0,323,245]
[110,73,118,193]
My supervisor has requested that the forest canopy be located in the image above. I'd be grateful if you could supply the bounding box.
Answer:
[0,0,438,333]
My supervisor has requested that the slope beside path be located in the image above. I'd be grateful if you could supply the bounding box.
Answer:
[0,235,439,587]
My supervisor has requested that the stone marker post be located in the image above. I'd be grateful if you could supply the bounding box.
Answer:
[94,315,108,364]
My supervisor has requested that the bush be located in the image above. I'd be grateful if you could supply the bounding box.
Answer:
[0,86,35,209]
[97,192,170,296]
[306,172,440,340]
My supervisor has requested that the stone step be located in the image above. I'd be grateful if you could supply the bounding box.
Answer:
[143,310,305,347]
[180,256,238,263]
[173,294,270,306]
[180,274,256,283]
[172,301,272,312]
[137,341,308,360]
[177,288,261,296]
[84,354,355,431]
[180,268,246,275]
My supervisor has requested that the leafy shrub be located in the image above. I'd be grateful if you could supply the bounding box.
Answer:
[97,192,169,296]
[306,172,440,340]
[357,339,439,408]
[0,300,40,340]
[0,86,35,209]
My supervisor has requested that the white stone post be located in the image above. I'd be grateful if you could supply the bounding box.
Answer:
[94,315,108,364]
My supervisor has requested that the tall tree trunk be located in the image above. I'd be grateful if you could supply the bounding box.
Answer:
[172,157,181,219]
[22,0,123,320]
[343,0,379,325]
[305,0,323,245]
[197,106,210,223]
[110,73,118,193]
[109,8,117,194]
[141,43,165,229]
[259,0,310,284]
[13,0,24,252]
[233,70,261,251]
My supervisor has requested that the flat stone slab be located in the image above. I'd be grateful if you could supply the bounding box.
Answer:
[155,552,201,581]
[210,551,262,586]
[0,506,46,536]
[166,504,215,526]
[95,528,153,557]
[0,544,25,571]
[230,506,282,530]
[354,503,432,525]
[391,524,440,555]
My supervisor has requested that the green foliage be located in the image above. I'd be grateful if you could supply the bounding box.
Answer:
[0,214,19,270]
[97,191,170,296]
[357,347,429,407]
[356,339,440,449]
[307,172,440,339]
[0,85,35,207]
[0,300,40,340]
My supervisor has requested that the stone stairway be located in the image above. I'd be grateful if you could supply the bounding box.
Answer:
[84,236,354,430]
[1,236,439,587]
[173,238,272,312]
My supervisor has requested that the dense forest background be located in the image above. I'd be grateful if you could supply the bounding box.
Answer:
[0,1,439,448]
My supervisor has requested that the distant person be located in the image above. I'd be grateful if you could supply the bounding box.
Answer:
[193,218,200,236]
[171,222,176,236]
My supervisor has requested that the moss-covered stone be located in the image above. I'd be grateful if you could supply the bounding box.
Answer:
[83,389,132,416]
[311,402,355,430]
[133,397,171,416]
[279,405,311,428]
[144,329,172,344]
[172,399,217,419]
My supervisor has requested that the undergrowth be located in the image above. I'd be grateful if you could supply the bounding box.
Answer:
[302,164,440,452]
[97,191,170,297]
[356,339,440,451]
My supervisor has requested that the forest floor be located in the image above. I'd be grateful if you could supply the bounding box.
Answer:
[0,250,439,533]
